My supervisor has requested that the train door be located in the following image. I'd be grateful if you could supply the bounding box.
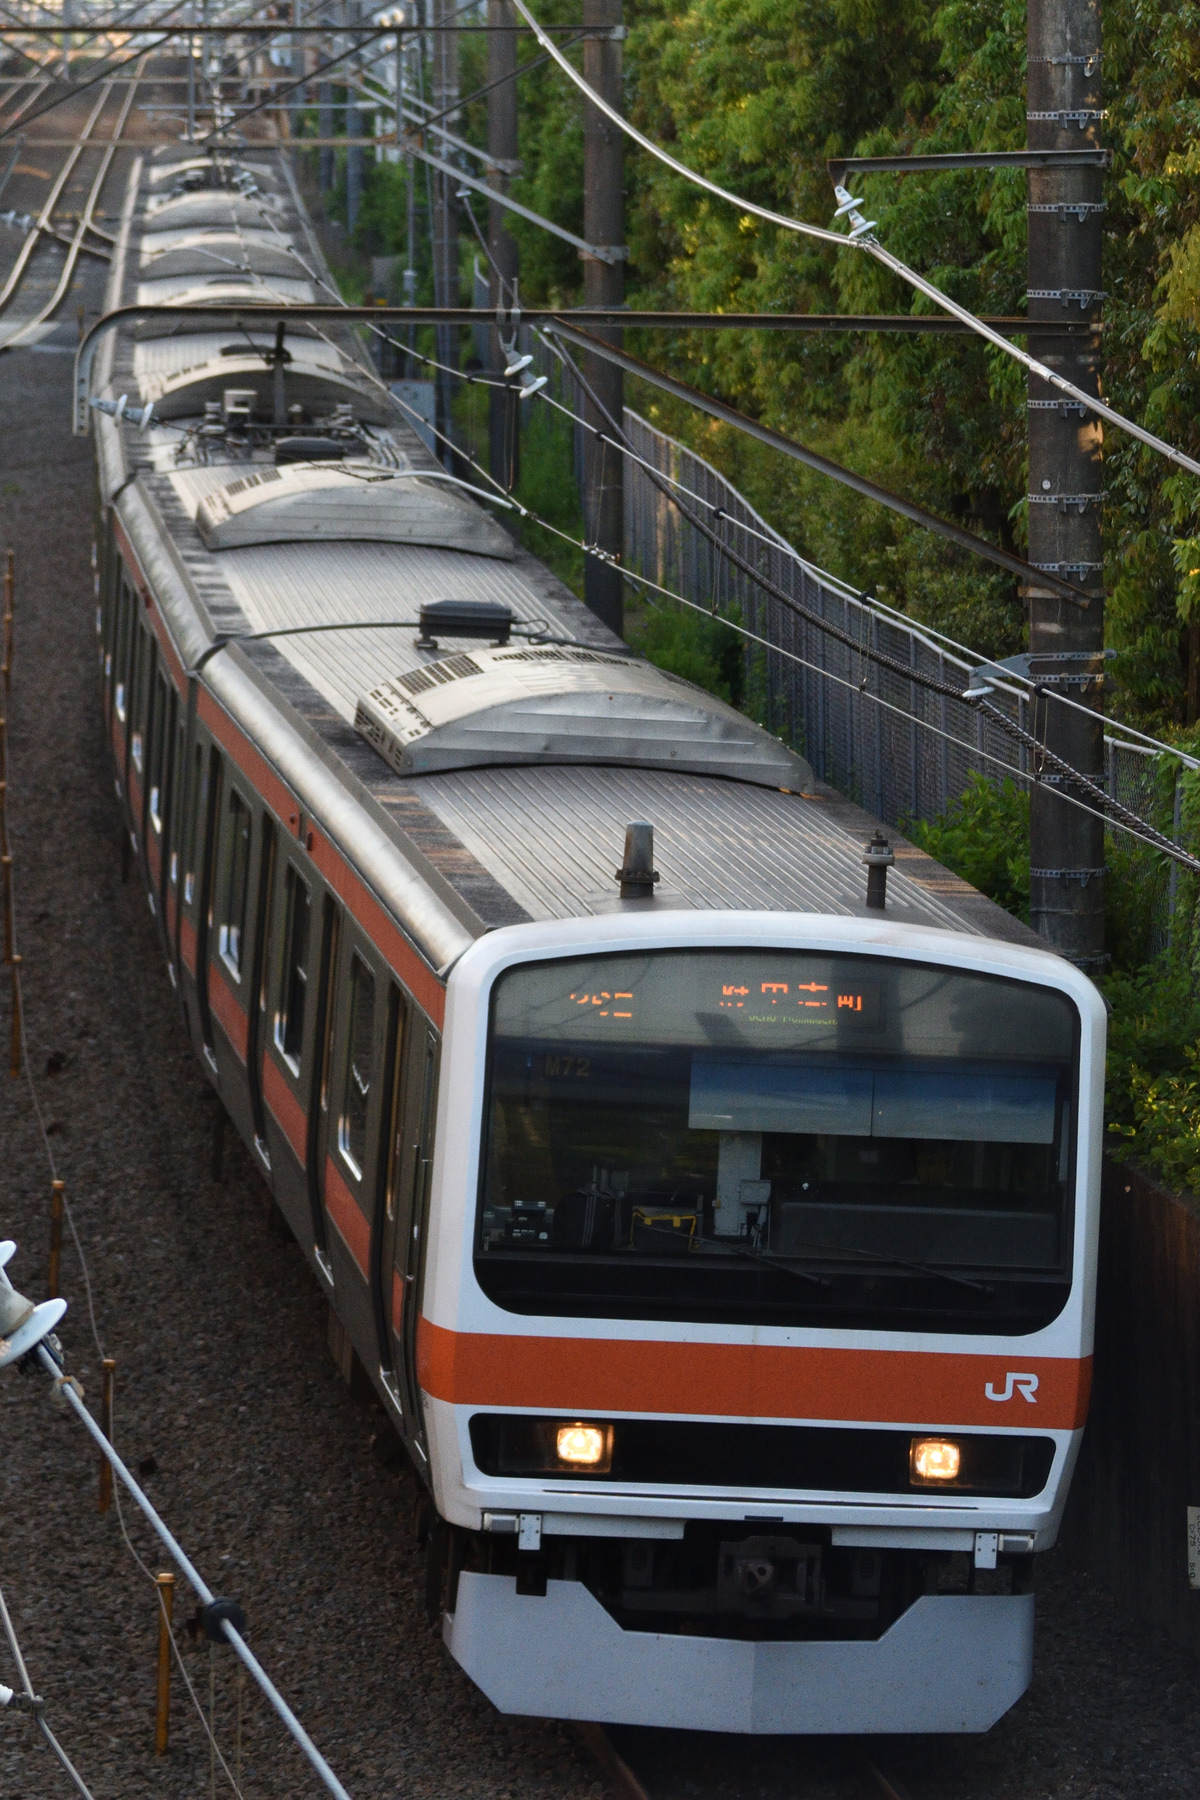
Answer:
[140,645,162,895]
[167,711,187,953]
[153,677,178,924]
[376,1005,438,1448]
[145,666,174,912]
[112,573,133,770]
[193,743,223,1067]
[127,615,152,832]
[99,529,120,720]
[320,932,385,1368]
[245,813,276,1165]
[207,779,255,1138]
[305,892,341,1282]
[262,855,328,1266]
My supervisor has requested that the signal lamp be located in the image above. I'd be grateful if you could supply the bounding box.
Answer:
[910,1438,962,1484]
[556,1423,609,1468]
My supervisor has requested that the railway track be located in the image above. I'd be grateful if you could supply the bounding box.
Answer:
[0,60,144,349]
[580,1723,918,1800]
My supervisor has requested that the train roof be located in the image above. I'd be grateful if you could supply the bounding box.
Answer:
[92,143,1046,981]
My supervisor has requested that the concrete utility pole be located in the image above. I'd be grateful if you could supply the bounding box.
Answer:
[487,0,520,490]
[431,0,460,470]
[581,0,625,635]
[1026,0,1106,969]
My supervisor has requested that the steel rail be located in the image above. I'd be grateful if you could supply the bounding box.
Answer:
[575,1725,653,1800]
[0,71,47,133]
[4,54,141,343]
[0,74,113,314]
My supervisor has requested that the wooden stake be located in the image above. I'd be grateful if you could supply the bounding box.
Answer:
[2,549,11,697]
[47,1179,64,1299]
[99,1357,115,1513]
[9,953,20,1078]
[154,1571,174,1753]
[1,854,11,965]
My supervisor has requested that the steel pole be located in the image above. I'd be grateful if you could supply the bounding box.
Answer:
[486,0,519,490]
[581,0,624,634]
[345,0,362,232]
[431,0,459,471]
[1026,0,1106,967]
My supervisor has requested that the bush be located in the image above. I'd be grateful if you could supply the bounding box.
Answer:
[905,773,1031,922]
[625,599,746,708]
[1104,961,1200,1194]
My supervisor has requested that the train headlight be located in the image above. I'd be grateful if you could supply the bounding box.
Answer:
[556,1423,608,1467]
[910,1437,962,1484]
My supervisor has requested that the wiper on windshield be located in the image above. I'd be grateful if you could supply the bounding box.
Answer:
[636,1219,828,1286]
[768,1233,992,1293]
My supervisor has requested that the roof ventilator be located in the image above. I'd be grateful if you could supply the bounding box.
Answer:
[862,831,895,910]
[416,599,514,651]
[616,821,660,900]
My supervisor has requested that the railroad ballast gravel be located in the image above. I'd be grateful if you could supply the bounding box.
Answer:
[0,101,1199,1800]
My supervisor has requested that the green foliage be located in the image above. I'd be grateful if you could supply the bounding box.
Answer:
[905,773,1030,921]
[625,596,746,705]
[1104,962,1200,1194]
[511,398,586,593]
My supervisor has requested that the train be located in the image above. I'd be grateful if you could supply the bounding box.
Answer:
[83,139,1105,1736]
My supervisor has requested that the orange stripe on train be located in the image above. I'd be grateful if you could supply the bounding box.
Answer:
[325,1156,370,1277]
[416,1319,1091,1432]
[262,1053,306,1161]
[209,966,248,1061]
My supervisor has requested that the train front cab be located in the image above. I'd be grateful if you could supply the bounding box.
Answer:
[420,915,1105,1736]
[96,515,443,1467]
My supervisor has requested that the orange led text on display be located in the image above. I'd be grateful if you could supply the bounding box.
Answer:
[569,990,634,1019]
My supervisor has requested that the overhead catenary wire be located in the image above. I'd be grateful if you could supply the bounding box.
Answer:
[525,327,1200,870]
[171,188,1200,871]
[509,0,1200,488]
[96,121,1192,870]
[0,0,298,140]
[609,551,1200,870]
[377,311,1200,774]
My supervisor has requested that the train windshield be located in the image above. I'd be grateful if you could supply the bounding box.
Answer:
[474,949,1080,1334]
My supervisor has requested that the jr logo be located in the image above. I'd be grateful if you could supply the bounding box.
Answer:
[985,1371,1039,1403]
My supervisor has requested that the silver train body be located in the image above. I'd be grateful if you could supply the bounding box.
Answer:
[87,144,1105,1735]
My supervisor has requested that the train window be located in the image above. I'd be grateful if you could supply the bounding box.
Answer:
[217,790,252,976]
[339,954,375,1178]
[276,864,310,1072]
[476,949,1081,1336]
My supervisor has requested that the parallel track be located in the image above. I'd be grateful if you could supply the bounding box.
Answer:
[0,63,143,347]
